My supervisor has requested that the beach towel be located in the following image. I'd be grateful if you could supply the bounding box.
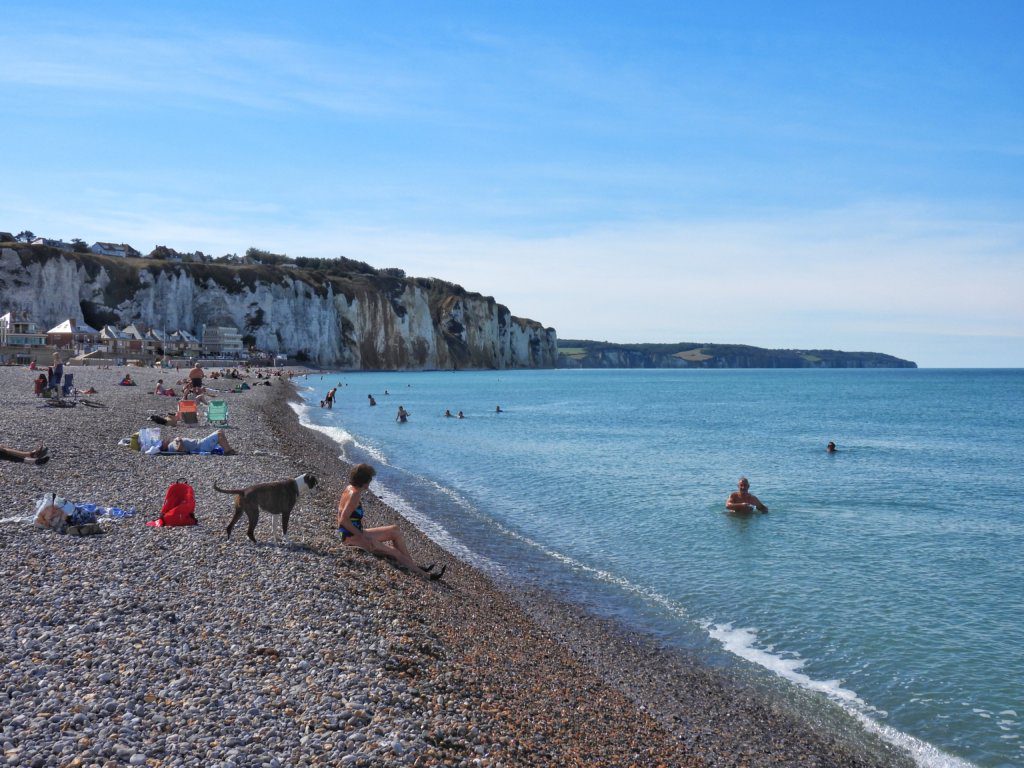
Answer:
[147,479,196,527]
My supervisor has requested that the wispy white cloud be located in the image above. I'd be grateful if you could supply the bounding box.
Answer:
[0,25,431,118]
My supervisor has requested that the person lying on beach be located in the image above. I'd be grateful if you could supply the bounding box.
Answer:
[151,429,236,455]
[34,495,102,535]
[0,443,49,465]
[336,463,444,581]
[726,477,768,513]
[150,412,184,427]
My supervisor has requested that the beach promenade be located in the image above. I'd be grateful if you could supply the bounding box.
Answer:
[0,365,903,767]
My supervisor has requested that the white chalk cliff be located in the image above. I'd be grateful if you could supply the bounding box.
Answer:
[0,246,557,369]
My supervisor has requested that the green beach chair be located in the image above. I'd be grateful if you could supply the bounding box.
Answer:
[206,399,229,426]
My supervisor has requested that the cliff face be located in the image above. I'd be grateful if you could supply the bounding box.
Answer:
[0,246,557,369]
[557,341,917,369]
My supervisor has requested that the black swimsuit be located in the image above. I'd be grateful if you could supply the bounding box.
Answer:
[338,503,364,540]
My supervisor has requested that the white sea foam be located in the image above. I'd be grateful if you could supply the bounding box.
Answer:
[703,622,976,768]
[705,623,870,707]
[478,517,696,621]
[289,402,388,464]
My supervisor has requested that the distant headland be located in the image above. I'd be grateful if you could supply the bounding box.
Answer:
[557,339,917,369]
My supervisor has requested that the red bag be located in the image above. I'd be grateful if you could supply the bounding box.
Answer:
[146,479,197,527]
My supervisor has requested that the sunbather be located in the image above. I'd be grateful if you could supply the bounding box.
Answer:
[153,429,237,455]
[336,463,444,581]
[0,443,49,465]
[150,412,182,426]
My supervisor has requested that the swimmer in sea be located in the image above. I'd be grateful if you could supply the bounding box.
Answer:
[444,409,453,418]
[457,410,464,419]
[396,405,409,423]
[368,394,376,407]
[495,405,503,413]
[725,477,768,514]
[826,441,837,453]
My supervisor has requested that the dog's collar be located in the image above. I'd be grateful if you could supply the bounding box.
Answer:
[295,474,311,493]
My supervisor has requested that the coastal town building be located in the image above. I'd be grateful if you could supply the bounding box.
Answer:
[0,312,50,365]
[1,309,252,364]
[120,324,147,353]
[170,329,203,356]
[1,312,48,348]
[99,325,131,355]
[31,237,74,251]
[148,246,177,260]
[90,242,141,258]
[146,329,178,356]
[201,325,245,356]
[46,319,101,352]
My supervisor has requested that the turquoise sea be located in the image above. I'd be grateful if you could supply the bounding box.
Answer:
[294,369,1023,768]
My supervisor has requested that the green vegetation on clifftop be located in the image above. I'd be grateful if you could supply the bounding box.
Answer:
[557,339,916,369]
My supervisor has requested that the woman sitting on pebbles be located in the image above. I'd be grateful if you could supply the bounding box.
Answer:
[336,463,445,581]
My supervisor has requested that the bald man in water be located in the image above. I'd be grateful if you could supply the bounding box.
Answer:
[726,477,769,513]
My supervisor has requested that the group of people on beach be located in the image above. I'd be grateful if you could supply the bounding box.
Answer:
[20,358,444,579]
[31,352,65,397]
[324,383,502,423]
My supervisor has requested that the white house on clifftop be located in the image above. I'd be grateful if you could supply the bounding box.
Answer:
[90,242,141,258]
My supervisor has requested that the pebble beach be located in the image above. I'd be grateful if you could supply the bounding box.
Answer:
[0,364,910,767]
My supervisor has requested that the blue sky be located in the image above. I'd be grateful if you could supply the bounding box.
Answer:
[2,1,1021,366]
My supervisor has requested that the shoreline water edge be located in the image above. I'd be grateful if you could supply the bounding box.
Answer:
[1,364,920,766]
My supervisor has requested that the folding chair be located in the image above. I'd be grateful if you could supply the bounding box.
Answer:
[206,399,228,426]
[62,373,75,398]
[177,399,199,425]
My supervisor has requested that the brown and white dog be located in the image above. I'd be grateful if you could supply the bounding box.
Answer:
[216,473,317,543]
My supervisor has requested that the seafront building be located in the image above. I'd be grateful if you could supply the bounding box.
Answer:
[0,312,48,361]
[201,325,244,356]
[0,311,253,365]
